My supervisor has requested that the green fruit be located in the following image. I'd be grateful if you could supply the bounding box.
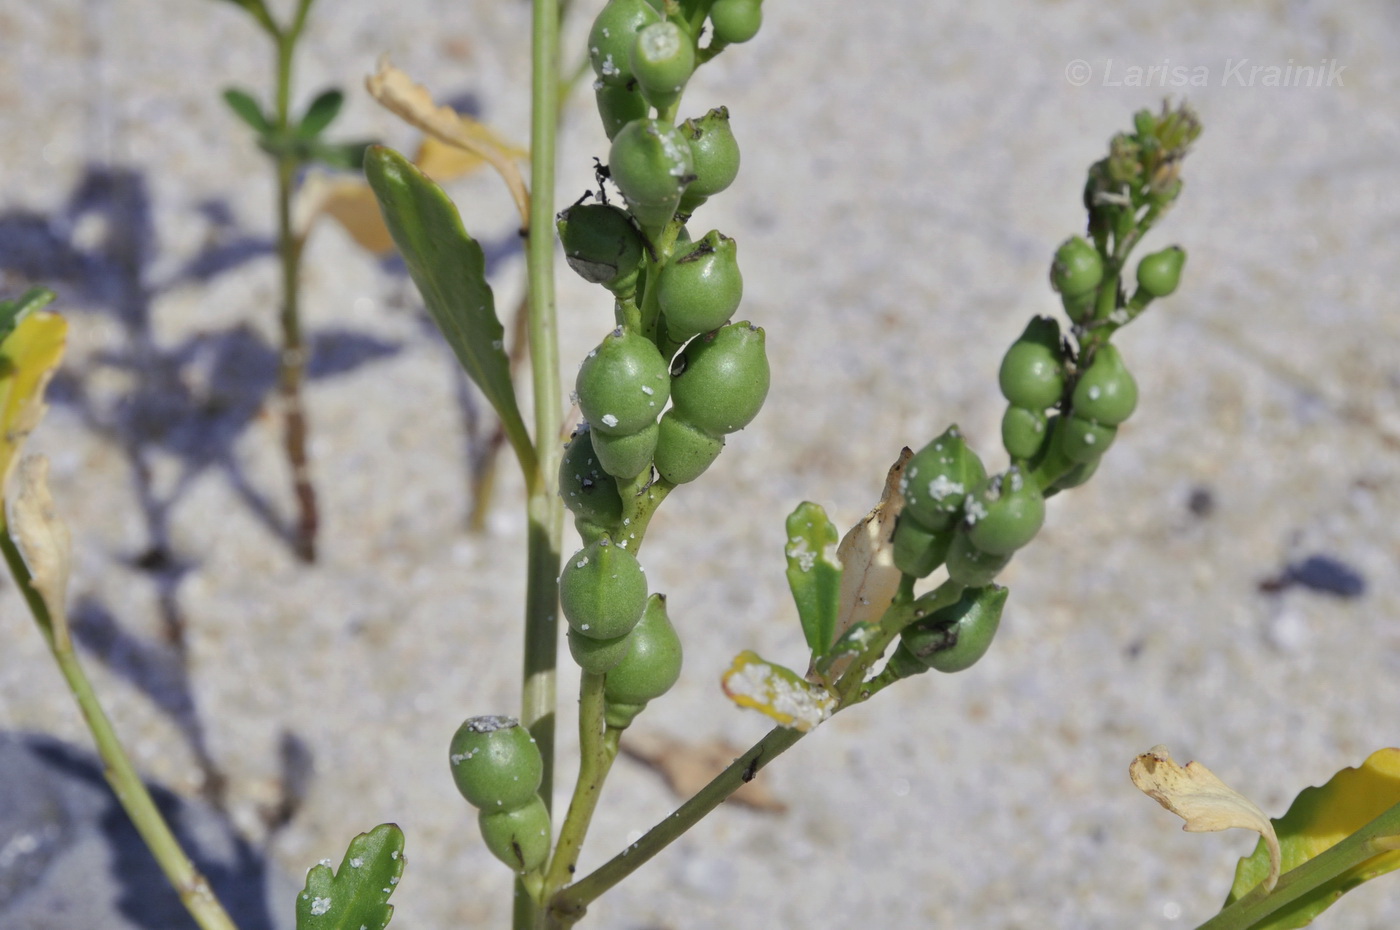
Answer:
[1050,235,1104,298]
[678,107,740,212]
[576,327,670,437]
[709,0,763,44]
[964,467,1045,556]
[604,594,683,706]
[892,515,953,579]
[943,530,1012,587]
[1071,343,1137,426]
[449,716,544,811]
[595,83,649,141]
[1136,245,1186,298]
[889,585,1007,676]
[568,625,633,674]
[1048,452,1101,495]
[899,425,987,532]
[997,316,1066,410]
[630,21,694,111]
[1059,413,1116,464]
[669,321,769,435]
[478,795,550,872]
[656,230,743,339]
[589,419,659,479]
[558,424,624,526]
[588,0,662,87]
[653,409,725,484]
[608,118,694,229]
[559,539,649,640]
[604,700,647,729]
[1001,404,1049,460]
[556,202,644,295]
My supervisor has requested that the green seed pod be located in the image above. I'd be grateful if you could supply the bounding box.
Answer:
[1050,236,1104,299]
[448,716,544,811]
[678,107,740,212]
[964,467,1045,557]
[1071,343,1138,426]
[1001,404,1049,461]
[576,327,670,437]
[478,795,550,873]
[709,0,763,44]
[669,321,769,435]
[608,118,695,230]
[589,419,659,479]
[944,529,1013,587]
[595,83,649,141]
[653,408,725,484]
[892,515,953,579]
[630,21,695,111]
[556,203,645,296]
[559,539,649,640]
[899,425,987,533]
[558,424,624,527]
[1059,412,1116,464]
[604,594,683,707]
[656,230,743,340]
[567,625,633,674]
[998,316,1066,411]
[888,584,1008,677]
[1136,245,1186,299]
[588,0,662,88]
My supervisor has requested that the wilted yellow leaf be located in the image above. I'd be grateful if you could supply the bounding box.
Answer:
[6,456,72,648]
[298,174,397,254]
[0,311,67,495]
[1131,745,1281,892]
[413,132,526,183]
[366,59,530,226]
[722,651,835,732]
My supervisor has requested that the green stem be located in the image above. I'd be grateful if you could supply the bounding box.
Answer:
[1194,801,1400,930]
[543,674,619,899]
[546,724,806,927]
[518,0,565,926]
[1,533,239,930]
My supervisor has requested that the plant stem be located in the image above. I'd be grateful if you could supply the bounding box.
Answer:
[0,533,239,930]
[1194,800,1400,930]
[518,0,564,927]
[547,724,806,926]
[543,673,618,898]
[271,3,319,563]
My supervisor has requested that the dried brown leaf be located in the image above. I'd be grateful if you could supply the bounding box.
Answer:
[621,730,788,813]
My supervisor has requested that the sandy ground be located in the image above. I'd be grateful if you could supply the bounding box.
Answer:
[3,0,1400,927]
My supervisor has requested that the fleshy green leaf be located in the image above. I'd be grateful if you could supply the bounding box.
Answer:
[784,502,841,659]
[296,823,405,930]
[1225,748,1400,929]
[222,87,273,135]
[298,89,345,139]
[721,650,835,732]
[363,146,526,445]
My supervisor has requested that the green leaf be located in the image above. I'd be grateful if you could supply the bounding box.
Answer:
[309,139,375,172]
[298,89,345,139]
[1225,748,1400,929]
[363,146,527,444]
[296,823,405,930]
[221,87,273,135]
[783,502,842,658]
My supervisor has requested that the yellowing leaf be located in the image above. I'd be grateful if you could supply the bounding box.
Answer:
[816,449,910,680]
[0,311,67,496]
[722,651,835,732]
[366,59,530,227]
[1131,745,1281,892]
[1225,747,1400,929]
[298,174,398,254]
[6,456,72,649]
[413,133,526,184]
